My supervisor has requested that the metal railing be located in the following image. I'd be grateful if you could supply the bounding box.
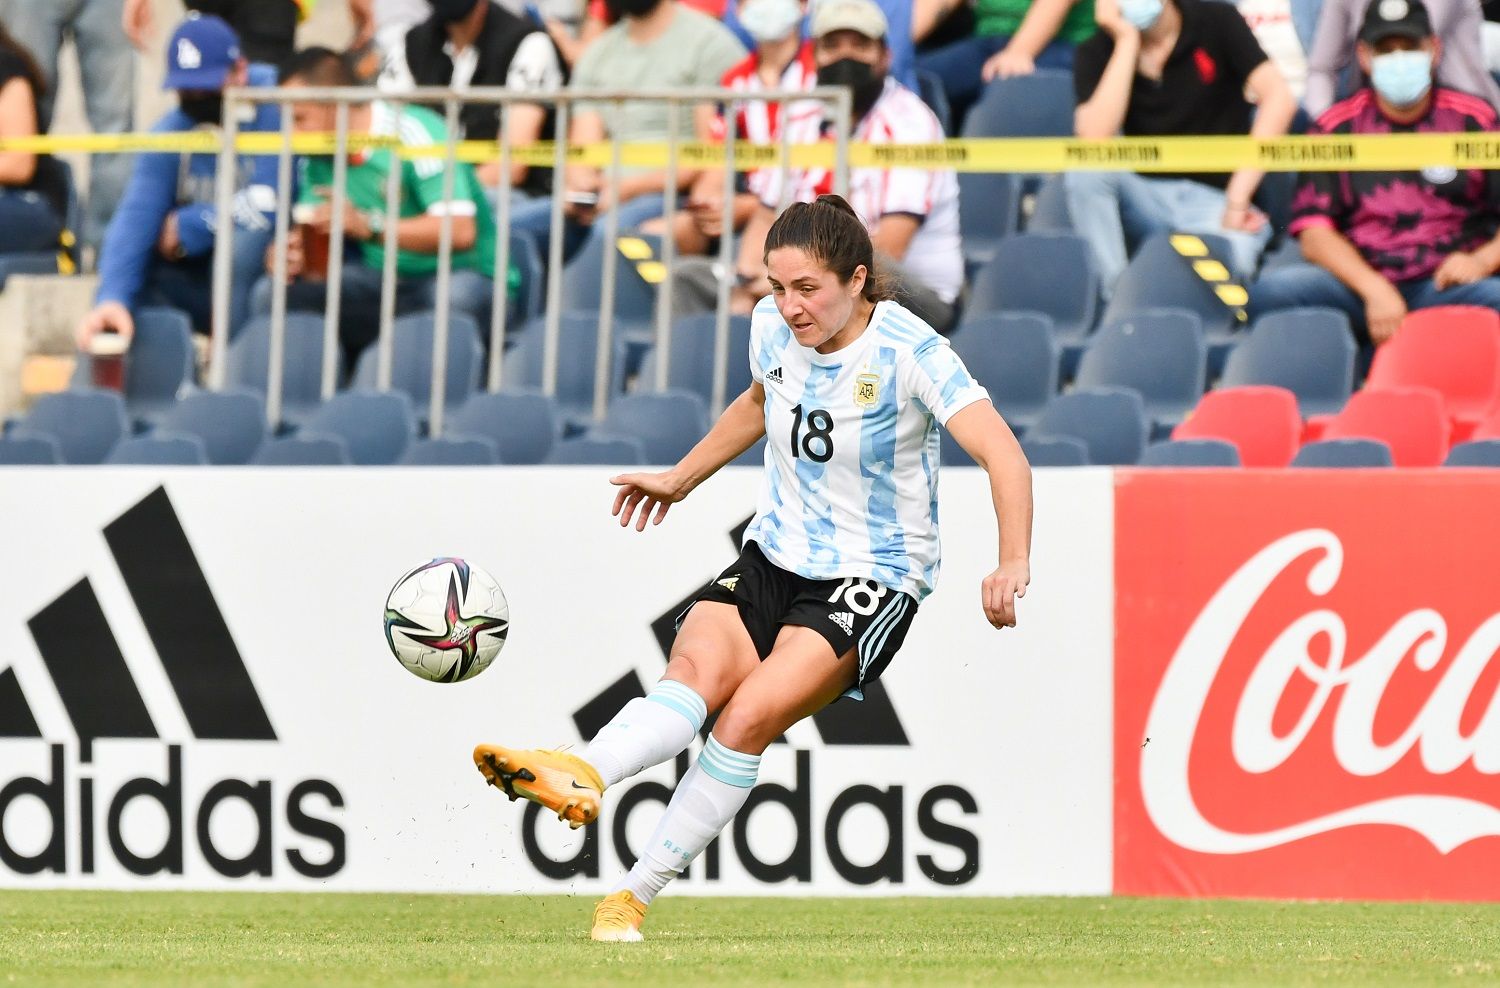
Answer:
[209,85,853,433]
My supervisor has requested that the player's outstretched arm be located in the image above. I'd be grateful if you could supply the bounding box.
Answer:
[610,382,768,532]
[946,401,1034,630]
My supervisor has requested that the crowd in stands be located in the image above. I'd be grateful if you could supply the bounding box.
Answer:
[5,0,1500,467]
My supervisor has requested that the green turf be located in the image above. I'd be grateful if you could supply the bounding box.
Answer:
[2,892,1498,986]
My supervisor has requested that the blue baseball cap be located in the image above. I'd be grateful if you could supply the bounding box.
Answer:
[163,13,241,91]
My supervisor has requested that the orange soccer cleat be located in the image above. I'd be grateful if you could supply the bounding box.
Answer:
[472,743,604,829]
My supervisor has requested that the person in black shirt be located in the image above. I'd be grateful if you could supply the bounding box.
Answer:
[1066,0,1295,294]
[386,0,565,197]
[0,20,68,254]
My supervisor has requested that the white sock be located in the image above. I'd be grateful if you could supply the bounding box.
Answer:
[582,680,708,788]
[615,735,761,905]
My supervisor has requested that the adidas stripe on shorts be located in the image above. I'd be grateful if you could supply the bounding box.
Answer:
[679,541,918,701]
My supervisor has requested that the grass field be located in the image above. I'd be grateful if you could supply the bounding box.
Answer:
[3,892,1498,986]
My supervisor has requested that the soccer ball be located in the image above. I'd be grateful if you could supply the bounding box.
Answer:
[383,558,509,682]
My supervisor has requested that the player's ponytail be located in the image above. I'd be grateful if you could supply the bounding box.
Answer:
[764,194,894,303]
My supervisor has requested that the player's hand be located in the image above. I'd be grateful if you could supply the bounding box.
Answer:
[1434,251,1487,290]
[610,470,688,531]
[1362,278,1407,345]
[981,559,1029,629]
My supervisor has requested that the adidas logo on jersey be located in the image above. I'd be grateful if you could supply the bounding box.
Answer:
[767,367,784,384]
[716,576,739,592]
[829,611,855,635]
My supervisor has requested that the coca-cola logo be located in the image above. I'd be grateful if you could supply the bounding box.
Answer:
[1141,528,1500,856]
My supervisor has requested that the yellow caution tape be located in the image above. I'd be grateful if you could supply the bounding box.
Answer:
[8,130,1500,173]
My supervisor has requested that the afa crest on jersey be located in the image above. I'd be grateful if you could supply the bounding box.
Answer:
[854,372,881,407]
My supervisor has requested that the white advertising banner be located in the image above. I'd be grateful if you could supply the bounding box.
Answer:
[0,466,1114,896]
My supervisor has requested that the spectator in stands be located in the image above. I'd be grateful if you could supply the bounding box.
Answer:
[1236,0,1316,105]
[1,0,132,253]
[75,15,279,351]
[1066,0,1296,296]
[1249,0,1500,344]
[384,0,565,197]
[362,0,433,81]
[722,0,917,85]
[0,21,68,255]
[519,0,744,258]
[677,0,963,330]
[1305,0,1499,117]
[914,0,1098,127]
[122,0,364,69]
[253,47,512,362]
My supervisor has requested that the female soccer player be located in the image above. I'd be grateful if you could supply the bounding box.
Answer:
[474,194,1032,942]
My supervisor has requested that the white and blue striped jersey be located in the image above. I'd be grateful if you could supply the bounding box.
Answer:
[742,297,990,600]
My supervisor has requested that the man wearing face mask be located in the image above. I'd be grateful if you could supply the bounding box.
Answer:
[719,0,963,332]
[76,14,280,353]
[1067,0,1296,295]
[1249,0,1500,345]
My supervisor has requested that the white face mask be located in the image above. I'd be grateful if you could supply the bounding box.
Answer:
[1119,0,1164,31]
[740,0,803,44]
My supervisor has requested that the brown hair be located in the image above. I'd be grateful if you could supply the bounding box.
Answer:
[763,194,893,303]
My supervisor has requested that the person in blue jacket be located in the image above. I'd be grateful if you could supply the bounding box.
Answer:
[75,14,280,352]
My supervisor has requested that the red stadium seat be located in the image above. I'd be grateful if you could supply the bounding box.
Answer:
[1320,387,1451,467]
[1172,386,1302,467]
[1367,306,1500,440]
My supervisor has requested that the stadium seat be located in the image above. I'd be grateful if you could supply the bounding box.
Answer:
[1020,435,1089,466]
[1444,439,1500,466]
[0,431,62,464]
[1073,308,1206,435]
[1291,438,1395,467]
[398,435,499,465]
[351,311,484,419]
[18,388,128,464]
[635,313,753,407]
[1365,306,1500,439]
[562,233,657,332]
[949,312,1058,434]
[225,312,337,426]
[507,227,545,325]
[957,171,1021,269]
[544,435,647,466]
[250,434,351,466]
[1172,386,1302,467]
[596,391,710,465]
[1219,307,1355,418]
[914,67,953,135]
[1320,387,1450,467]
[1138,439,1241,467]
[156,390,267,465]
[299,390,416,465]
[1029,387,1148,465]
[447,390,561,465]
[71,306,194,426]
[963,70,1075,138]
[1026,175,1072,233]
[966,234,1099,369]
[1102,234,1245,374]
[503,314,629,424]
[105,432,209,466]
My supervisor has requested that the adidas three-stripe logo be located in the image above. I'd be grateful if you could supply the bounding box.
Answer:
[766,367,784,384]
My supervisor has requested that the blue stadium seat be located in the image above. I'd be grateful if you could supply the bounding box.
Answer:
[544,435,647,466]
[1073,309,1206,435]
[949,311,1058,434]
[1443,440,1500,467]
[156,390,267,465]
[225,312,336,426]
[1030,387,1148,465]
[0,431,62,464]
[914,67,953,135]
[966,234,1099,370]
[1291,438,1394,468]
[1138,438,1241,467]
[0,252,58,290]
[1020,435,1089,466]
[963,70,1075,138]
[299,390,416,465]
[957,172,1021,270]
[1102,234,1245,374]
[250,434,351,466]
[72,306,194,426]
[597,391,710,465]
[447,390,561,465]
[562,233,657,333]
[19,388,128,464]
[503,314,628,424]
[398,435,499,465]
[635,313,753,407]
[1220,307,1356,417]
[507,227,544,325]
[106,432,209,465]
[351,310,484,419]
[1026,175,1072,233]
